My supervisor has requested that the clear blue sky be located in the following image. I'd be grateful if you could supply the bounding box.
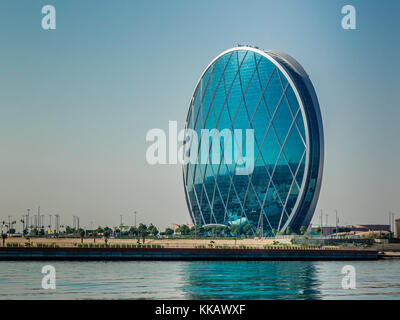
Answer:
[0,0,399,229]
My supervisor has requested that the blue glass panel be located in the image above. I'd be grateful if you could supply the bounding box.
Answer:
[211,57,224,96]
[272,155,292,204]
[251,103,270,159]
[285,85,299,116]
[238,52,257,95]
[259,127,280,167]
[296,152,306,187]
[201,79,213,129]
[283,126,305,176]
[285,182,300,216]
[237,50,248,65]
[212,78,228,125]
[243,60,263,119]
[272,94,293,145]
[255,56,276,93]
[263,69,282,116]
[295,111,306,142]
[278,70,288,88]
[222,52,233,69]
[223,52,239,93]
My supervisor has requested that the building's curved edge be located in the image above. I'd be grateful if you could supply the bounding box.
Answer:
[265,50,324,232]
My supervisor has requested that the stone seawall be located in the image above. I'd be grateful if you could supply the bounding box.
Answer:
[0,247,379,261]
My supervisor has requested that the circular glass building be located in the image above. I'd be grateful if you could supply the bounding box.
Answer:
[183,46,324,236]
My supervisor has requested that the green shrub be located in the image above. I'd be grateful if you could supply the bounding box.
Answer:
[7,242,20,247]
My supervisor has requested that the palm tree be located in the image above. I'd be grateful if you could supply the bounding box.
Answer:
[80,229,85,244]
[92,230,97,243]
[129,226,139,238]
[164,228,174,237]
[1,233,7,247]
[103,230,110,246]
[148,224,159,237]
[177,225,190,236]
[138,223,148,244]
[300,226,307,235]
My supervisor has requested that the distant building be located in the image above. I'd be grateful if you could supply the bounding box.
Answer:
[352,225,390,232]
[171,224,180,231]
[395,219,400,239]
[114,225,130,233]
[183,47,324,236]
[308,224,391,236]
[308,226,336,236]
[172,223,193,231]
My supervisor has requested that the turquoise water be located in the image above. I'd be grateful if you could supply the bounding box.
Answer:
[0,260,399,299]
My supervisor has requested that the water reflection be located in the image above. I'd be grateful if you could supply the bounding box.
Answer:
[0,260,399,299]
[180,261,322,300]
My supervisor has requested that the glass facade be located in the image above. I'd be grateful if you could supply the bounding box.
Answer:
[183,47,324,236]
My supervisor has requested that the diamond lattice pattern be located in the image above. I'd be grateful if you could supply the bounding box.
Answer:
[184,50,307,235]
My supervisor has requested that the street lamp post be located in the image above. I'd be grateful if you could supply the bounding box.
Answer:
[20,217,25,235]
[27,209,30,234]
[335,210,338,239]
[134,211,137,228]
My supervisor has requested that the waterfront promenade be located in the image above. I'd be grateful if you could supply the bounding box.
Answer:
[1,237,399,251]
[0,237,385,261]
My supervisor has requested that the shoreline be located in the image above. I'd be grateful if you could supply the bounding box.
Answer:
[0,246,380,261]
[1,237,398,261]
